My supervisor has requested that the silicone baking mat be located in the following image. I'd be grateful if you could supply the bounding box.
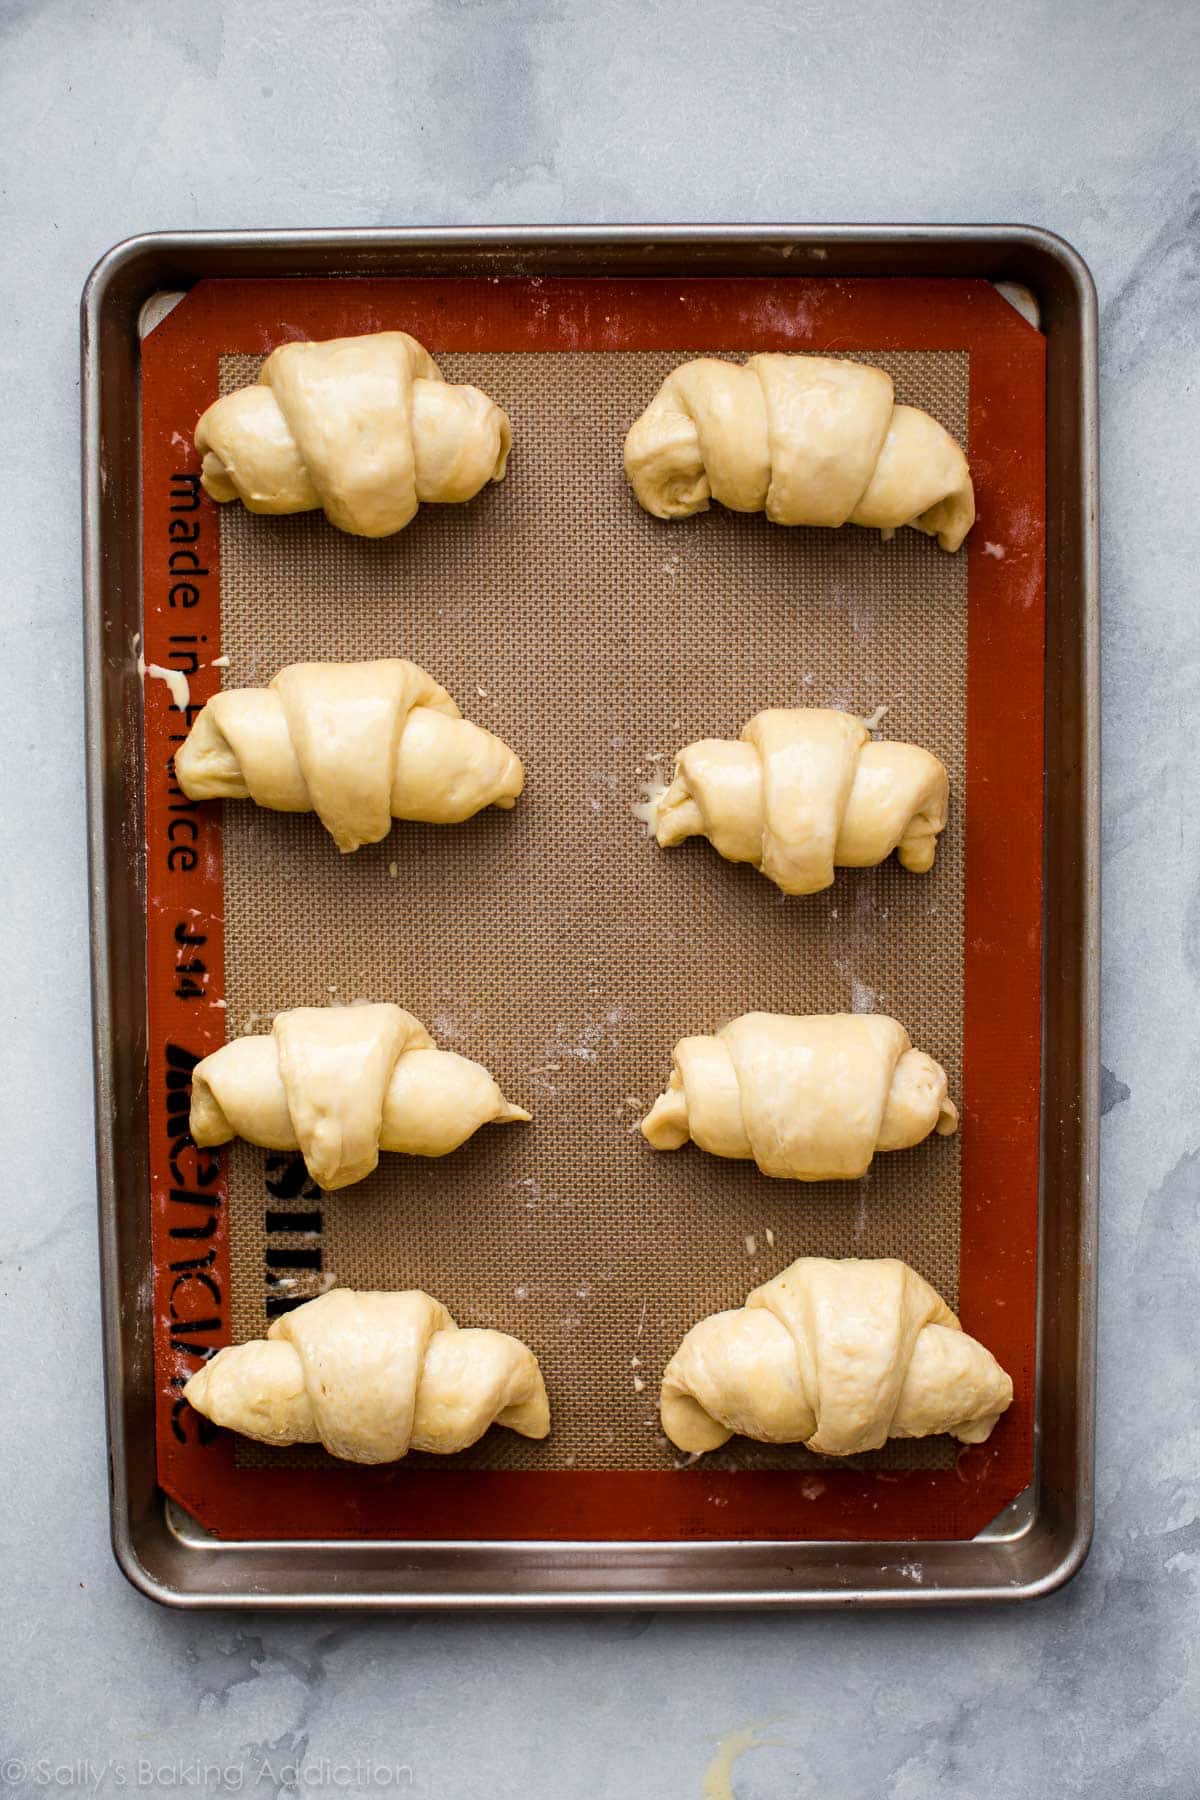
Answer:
[141,276,1045,1541]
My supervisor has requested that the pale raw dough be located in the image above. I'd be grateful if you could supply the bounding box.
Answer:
[183,1288,550,1463]
[195,331,511,537]
[661,1256,1012,1456]
[625,352,974,551]
[175,658,524,853]
[191,1003,530,1191]
[650,707,948,894]
[641,1012,957,1181]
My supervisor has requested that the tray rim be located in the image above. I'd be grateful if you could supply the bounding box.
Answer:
[81,222,1098,1610]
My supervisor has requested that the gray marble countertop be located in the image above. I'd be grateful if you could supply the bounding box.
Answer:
[2,0,1195,1793]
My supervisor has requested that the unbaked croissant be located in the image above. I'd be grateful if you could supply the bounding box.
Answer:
[195,330,510,537]
[184,1288,550,1463]
[191,1003,530,1192]
[647,707,948,894]
[661,1257,1012,1456]
[642,1012,957,1181]
[175,658,523,853]
[625,352,974,551]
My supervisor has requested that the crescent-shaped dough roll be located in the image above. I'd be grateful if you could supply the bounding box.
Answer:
[641,1012,957,1181]
[625,353,974,552]
[183,1288,550,1463]
[661,1257,1012,1456]
[174,658,524,853]
[195,330,511,537]
[191,1003,530,1192]
[649,707,948,894]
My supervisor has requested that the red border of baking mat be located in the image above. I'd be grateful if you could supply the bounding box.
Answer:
[141,276,1045,1542]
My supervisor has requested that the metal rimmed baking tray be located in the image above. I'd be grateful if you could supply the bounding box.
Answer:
[82,226,1097,1608]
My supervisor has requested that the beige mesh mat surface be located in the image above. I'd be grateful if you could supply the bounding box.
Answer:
[217,348,966,1473]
